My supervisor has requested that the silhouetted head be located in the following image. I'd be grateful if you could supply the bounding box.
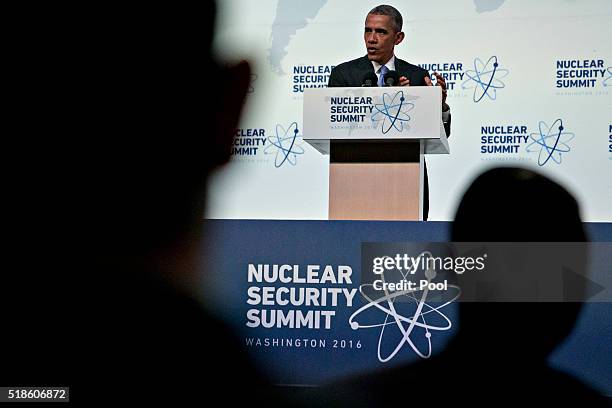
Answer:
[82,3,251,258]
[5,0,255,390]
[452,167,585,242]
[451,167,587,361]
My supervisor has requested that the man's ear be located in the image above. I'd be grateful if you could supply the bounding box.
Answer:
[211,60,251,167]
[395,31,405,46]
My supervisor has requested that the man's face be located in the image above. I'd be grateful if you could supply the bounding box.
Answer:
[364,14,404,65]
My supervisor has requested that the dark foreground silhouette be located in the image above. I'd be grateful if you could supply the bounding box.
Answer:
[305,167,609,407]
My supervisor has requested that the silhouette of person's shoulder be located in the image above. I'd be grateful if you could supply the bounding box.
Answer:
[80,270,270,404]
[308,352,610,407]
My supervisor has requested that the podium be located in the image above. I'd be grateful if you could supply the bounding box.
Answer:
[303,86,449,221]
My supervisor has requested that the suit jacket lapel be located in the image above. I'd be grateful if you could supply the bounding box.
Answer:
[394,57,409,73]
[359,55,374,73]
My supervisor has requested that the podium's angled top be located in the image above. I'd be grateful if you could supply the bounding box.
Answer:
[303,86,449,155]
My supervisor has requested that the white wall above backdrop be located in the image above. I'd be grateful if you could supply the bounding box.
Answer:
[207,0,612,221]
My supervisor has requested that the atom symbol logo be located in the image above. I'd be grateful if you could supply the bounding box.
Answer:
[462,56,509,102]
[371,91,414,134]
[603,67,612,87]
[349,252,460,362]
[264,122,305,168]
[526,119,575,166]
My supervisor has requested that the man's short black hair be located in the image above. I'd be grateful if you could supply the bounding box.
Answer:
[368,5,403,32]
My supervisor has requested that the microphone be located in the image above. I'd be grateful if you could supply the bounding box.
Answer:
[361,72,378,87]
[384,70,400,87]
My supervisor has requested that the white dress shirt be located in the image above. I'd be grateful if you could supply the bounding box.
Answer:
[371,56,396,82]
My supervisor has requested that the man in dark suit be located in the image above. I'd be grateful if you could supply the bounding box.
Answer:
[328,5,451,220]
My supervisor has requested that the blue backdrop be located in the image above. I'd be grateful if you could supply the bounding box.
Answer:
[202,220,611,393]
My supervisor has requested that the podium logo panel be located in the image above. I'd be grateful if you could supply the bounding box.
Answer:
[304,86,441,141]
